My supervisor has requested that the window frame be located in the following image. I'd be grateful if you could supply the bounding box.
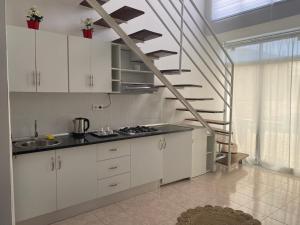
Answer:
[211,0,287,22]
[206,0,300,33]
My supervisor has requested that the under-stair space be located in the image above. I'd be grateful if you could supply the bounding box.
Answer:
[83,0,249,169]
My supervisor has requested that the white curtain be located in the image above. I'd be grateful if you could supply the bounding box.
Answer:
[228,37,300,175]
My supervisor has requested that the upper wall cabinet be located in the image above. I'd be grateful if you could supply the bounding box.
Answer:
[7,26,36,92]
[68,36,112,93]
[7,26,69,92]
[36,30,68,92]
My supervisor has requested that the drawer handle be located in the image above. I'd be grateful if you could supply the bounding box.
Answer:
[109,183,118,187]
[109,166,118,170]
[109,148,118,152]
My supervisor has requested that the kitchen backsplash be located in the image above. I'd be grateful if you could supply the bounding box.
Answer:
[10,92,164,138]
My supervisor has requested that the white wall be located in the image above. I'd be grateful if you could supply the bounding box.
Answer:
[7,0,222,137]
[0,0,15,224]
[10,93,162,138]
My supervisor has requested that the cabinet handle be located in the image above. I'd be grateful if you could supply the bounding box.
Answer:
[158,139,162,150]
[57,156,62,170]
[109,148,117,152]
[32,71,36,86]
[91,75,94,87]
[163,138,167,149]
[109,166,118,170]
[89,75,92,87]
[51,157,55,171]
[109,183,118,187]
[38,72,41,86]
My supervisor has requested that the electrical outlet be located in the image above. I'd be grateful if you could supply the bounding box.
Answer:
[92,104,103,111]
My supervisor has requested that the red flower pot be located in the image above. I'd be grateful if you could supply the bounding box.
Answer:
[82,29,93,39]
[27,20,40,30]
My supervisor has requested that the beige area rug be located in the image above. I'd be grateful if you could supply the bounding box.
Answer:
[176,205,261,225]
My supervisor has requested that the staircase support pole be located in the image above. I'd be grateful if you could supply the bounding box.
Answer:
[227,65,235,168]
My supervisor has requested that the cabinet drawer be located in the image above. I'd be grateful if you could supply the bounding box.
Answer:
[97,156,130,179]
[98,173,130,197]
[97,141,130,161]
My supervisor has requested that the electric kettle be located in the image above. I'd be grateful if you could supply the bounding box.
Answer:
[73,117,90,138]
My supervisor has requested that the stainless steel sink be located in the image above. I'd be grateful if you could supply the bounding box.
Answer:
[14,139,61,149]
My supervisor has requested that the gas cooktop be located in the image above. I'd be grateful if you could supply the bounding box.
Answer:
[118,126,159,136]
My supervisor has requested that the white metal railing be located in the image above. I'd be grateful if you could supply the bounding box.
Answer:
[86,0,235,168]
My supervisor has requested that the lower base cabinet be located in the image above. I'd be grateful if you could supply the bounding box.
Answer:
[98,173,131,197]
[56,146,97,210]
[192,128,208,177]
[162,132,192,184]
[13,151,57,222]
[13,131,193,222]
[131,136,163,187]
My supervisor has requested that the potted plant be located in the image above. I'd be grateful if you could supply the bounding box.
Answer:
[27,6,43,30]
[82,18,94,39]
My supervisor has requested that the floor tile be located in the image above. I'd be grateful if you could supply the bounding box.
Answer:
[51,165,300,225]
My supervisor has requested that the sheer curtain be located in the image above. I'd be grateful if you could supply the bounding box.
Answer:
[228,37,300,175]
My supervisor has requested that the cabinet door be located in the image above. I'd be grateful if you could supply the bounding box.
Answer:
[56,146,97,209]
[13,151,57,222]
[36,30,68,92]
[192,129,207,177]
[162,132,192,184]
[7,26,36,92]
[68,36,93,92]
[131,136,163,187]
[91,40,112,93]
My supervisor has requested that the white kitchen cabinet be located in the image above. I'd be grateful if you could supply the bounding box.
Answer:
[162,131,192,184]
[131,136,163,187]
[13,151,57,222]
[36,30,68,92]
[7,26,68,93]
[7,26,36,92]
[91,38,112,93]
[56,146,97,209]
[68,36,112,93]
[192,128,208,177]
[98,173,131,197]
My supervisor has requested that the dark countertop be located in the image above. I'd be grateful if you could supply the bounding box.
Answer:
[13,124,193,155]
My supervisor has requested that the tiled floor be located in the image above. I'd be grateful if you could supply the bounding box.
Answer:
[52,165,300,225]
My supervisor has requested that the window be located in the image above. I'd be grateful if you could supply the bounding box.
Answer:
[212,0,286,21]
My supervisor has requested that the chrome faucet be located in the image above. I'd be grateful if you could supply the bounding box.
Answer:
[34,120,39,138]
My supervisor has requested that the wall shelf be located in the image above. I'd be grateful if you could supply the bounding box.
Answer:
[111,44,155,94]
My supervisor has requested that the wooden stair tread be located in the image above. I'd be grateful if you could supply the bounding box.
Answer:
[146,50,177,59]
[213,128,231,135]
[176,108,225,113]
[216,153,249,166]
[80,0,108,8]
[160,69,191,75]
[113,29,162,44]
[216,139,235,145]
[94,6,144,28]
[166,97,214,101]
[186,118,229,125]
[156,84,203,88]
